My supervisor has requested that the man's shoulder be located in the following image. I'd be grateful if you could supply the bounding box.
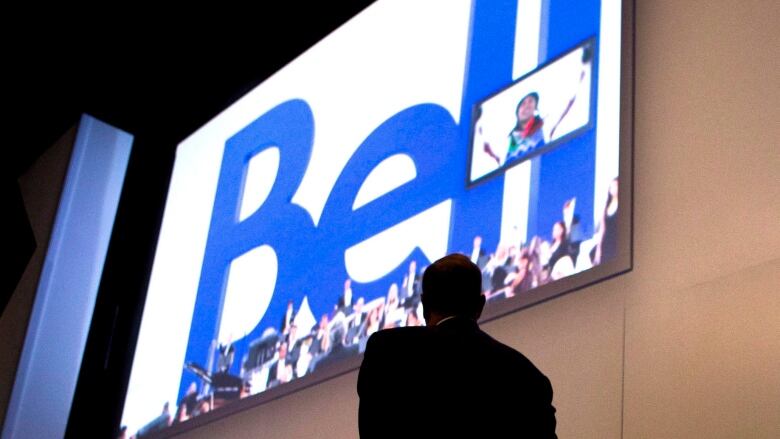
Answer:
[364,326,431,354]
[367,326,430,343]
[475,330,549,379]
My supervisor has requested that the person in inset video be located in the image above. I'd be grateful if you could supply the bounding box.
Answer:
[593,177,619,265]
[357,254,557,438]
[506,91,546,164]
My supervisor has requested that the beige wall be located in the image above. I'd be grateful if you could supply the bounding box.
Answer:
[171,0,780,437]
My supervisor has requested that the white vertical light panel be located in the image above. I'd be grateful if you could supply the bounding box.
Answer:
[501,0,543,247]
[2,115,133,439]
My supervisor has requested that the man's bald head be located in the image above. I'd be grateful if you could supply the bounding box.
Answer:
[421,254,485,323]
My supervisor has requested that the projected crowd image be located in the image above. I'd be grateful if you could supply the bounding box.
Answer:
[128,179,619,436]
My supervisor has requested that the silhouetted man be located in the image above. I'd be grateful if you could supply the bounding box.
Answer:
[357,254,556,438]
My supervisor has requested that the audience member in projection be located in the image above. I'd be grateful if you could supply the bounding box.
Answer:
[480,92,546,167]
[508,250,535,294]
[295,336,314,377]
[318,314,336,357]
[337,279,354,315]
[505,91,546,163]
[312,315,359,372]
[363,302,383,338]
[481,244,510,293]
[547,221,575,278]
[285,324,302,365]
[405,302,424,327]
[594,177,619,265]
[173,382,198,423]
[280,300,294,336]
[382,283,403,329]
[266,341,293,388]
[347,296,366,344]
[357,254,557,437]
[401,259,422,304]
[470,235,490,269]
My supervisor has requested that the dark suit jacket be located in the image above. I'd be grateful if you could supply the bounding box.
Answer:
[357,317,556,438]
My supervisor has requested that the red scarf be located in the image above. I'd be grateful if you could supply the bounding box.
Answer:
[521,116,543,138]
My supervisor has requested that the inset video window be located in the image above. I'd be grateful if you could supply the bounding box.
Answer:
[468,38,595,185]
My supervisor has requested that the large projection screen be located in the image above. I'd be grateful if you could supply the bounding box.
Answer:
[120,0,633,435]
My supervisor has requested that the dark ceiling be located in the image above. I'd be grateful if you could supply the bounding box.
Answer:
[4,2,376,179]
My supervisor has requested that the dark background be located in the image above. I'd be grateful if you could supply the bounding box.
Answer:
[2,3,375,437]
[4,2,375,180]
